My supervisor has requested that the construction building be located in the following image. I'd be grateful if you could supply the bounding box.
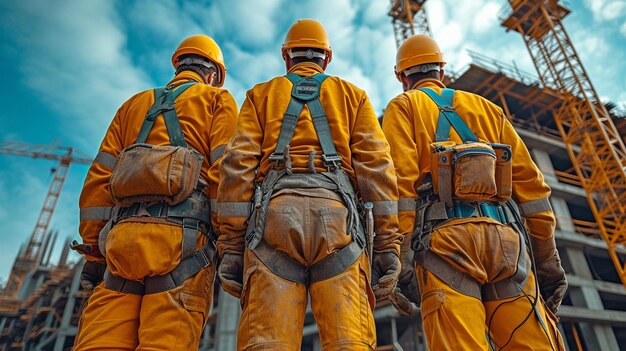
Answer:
[1,0,625,350]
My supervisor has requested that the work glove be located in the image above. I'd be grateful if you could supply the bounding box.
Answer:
[80,261,107,292]
[536,252,568,314]
[389,238,421,315]
[371,252,401,301]
[531,236,568,314]
[218,253,244,299]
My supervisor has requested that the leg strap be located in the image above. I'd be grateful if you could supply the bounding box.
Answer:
[103,240,216,295]
[251,237,364,286]
[415,249,482,300]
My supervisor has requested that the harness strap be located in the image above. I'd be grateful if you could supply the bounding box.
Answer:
[416,249,481,299]
[103,240,216,295]
[418,88,478,143]
[136,82,196,146]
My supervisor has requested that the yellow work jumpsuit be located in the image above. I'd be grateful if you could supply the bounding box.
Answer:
[382,79,565,350]
[75,70,238,351]
[217,62,401,351]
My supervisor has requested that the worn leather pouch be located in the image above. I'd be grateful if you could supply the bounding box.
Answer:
[110,143,203,206]
[492,143,512,201]
[452,142,497,201]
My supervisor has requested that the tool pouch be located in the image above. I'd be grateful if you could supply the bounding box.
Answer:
[452,142,497,201]
[109,143,204,206]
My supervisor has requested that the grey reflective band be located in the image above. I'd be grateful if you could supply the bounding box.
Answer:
[372,201,398,216]
[210,199,217,213]
[80,206,114,221]
[93,151,117,169]
[218,202,251,217]
[398,198,417,212]
[518,198,552,216]
[210,144,226,165]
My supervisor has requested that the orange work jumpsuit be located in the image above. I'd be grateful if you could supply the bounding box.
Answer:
[382,78,565,350]
[75,70,238,351]
[217,62,401,350]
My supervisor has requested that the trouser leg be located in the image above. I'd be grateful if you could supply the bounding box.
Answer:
[137,264,215,351]
[416,266,489,351]
[237,250,307,351]
[484,270,566,351]
[73,284,141,351]
[310,254,376,351]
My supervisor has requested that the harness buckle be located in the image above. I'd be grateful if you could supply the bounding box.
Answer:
[195,248,211,269]
[322,154,342,170]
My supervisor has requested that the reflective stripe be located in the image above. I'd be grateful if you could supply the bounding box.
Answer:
[210,144,226,165]
[93,151,117,169]
[398,198,417,212]
[80,206,114,221]
[218,202,251,217]
[210,199,217,213]
[519,198,552,216]
[372,200,398,216]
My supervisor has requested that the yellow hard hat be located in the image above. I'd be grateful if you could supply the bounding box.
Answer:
[395,34,445,78]
[172,35,226,87]
[282,19,333,64]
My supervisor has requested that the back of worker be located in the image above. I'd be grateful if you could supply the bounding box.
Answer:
[74,35,237,351]
[383,35,567,350]
[217,19,401,351]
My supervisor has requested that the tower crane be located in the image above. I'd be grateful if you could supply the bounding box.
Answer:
[0,141,92,298]
[388,0,432,48]
[500,0,626,288]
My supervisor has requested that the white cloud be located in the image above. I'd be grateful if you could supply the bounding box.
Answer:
[584,0,626,21]
[1,0,151,154]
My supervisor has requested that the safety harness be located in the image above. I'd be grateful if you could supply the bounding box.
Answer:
[245,73,368,286]
[100,82,216,294]
[412,88,531,301]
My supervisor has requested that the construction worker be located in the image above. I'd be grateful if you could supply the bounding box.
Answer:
[72,34,237,350]
[382,34,567,350]
[217,19,401,350]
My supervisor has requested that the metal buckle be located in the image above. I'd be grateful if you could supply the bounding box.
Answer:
[195,248,211,268]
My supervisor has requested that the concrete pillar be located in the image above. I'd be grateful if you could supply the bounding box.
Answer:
[563,247,620,350]
[531,149,556,182]
[550,196,576,232]
[214,290,241,351]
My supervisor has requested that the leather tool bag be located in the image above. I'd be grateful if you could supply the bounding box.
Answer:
[109,82,203,207]
[422,88,512,204]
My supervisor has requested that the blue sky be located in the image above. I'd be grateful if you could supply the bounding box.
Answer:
[0,0,625,285]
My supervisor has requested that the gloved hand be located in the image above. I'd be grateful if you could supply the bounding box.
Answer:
[80,261,107,292]
[536,252,567,314]
[531,236,567,314]
[389,237,420,315]
[218,253,244,299]
[371,252,400,301]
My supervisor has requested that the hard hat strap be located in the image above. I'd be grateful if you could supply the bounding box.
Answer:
[403,63,441,76]
[287,48,327,60]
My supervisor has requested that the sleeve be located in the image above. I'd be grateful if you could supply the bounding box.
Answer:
[206,90,239,230]
[351,92,401,255]
[382,96,419,241]
[78,105,126,262]
[500,116,556,245]
[216,90,263,256]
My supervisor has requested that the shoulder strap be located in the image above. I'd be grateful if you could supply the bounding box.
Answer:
[136,82,196,146]
[270,73,340,167]
[418,88,478,143]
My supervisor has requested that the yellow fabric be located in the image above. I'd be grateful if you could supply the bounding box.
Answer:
[217,62,400,256]
[74,263,215,351]
[237,193,376,350]
[382,79,555,242]
[418,265,564,350]
[79,70,238,263]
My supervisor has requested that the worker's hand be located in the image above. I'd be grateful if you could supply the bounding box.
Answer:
[389,287,420,316]
[371,252,400,301]
[80,261,107,292]
[536,252,568,314]
[389,239,420,315]
[218,253,244,299]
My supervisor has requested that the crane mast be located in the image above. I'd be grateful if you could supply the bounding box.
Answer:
[389,0,432,48]
[501,0,626,287]
[0,142,92,298]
